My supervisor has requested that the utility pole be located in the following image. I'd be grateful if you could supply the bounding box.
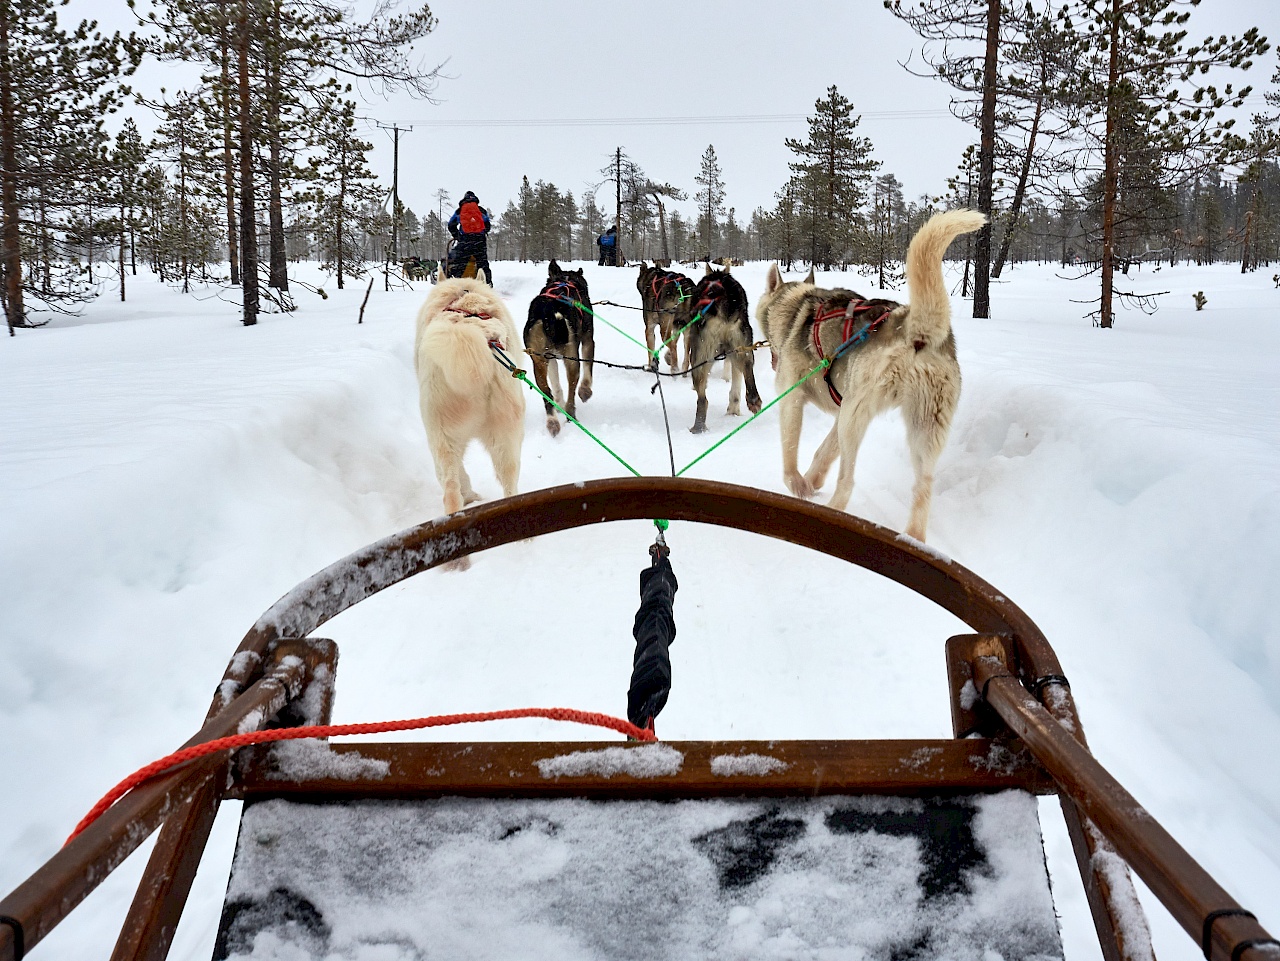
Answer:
[377,122,413,290]
[615,146,622,266]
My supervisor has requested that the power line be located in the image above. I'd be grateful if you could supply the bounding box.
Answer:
[409,109,954,129]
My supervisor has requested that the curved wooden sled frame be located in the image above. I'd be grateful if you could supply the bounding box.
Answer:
[1,478,1273,961]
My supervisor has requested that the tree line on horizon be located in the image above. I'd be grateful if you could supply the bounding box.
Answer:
[2,0,1279,335]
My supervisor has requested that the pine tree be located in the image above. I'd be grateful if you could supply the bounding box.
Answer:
[0,0,139,334]
[694,144,725,257]
[300,95,381,289]
[1059,0,1267,326]
[784,86,879,269]
[113,119,146,300]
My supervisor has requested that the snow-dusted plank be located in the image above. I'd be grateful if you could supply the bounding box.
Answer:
[216,792,1063,961]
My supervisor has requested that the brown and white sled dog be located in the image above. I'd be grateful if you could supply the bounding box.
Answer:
[636,262,695,371]
[678,265,763,433]
[415,273,524,536]
[755,209,985,541]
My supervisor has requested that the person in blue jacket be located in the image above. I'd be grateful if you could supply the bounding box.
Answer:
[597,225,618,266]
[447,190,493,283]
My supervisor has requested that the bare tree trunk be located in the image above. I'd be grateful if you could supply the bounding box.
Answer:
[266,0,287,291]
[0,8,22,334]
[119,199,126,301]
[1099,0,1122,329]
[87,194,95,284]
[336,131,346,290]
[654,194,669,260]
[221,28,239,286]
[615,147,622,265]
[993,83,1046,279]
[972,0,1001,318]
[238,1,258,325]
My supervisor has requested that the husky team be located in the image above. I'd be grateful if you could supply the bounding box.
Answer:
[415,190,984,549]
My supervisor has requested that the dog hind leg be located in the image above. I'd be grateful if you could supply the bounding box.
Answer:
[901,383,955,542]
[578,328,594,401]
[777,384,814,498]
[529,354,561,436]
[804,423,840,493]
[827,400,877,513]
[726,352,743,416]
[547,358,564,405]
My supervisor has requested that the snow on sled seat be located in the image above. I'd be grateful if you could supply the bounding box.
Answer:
[214,792,1063,961]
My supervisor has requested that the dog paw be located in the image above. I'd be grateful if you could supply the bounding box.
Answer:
[442,556,472,573]
[786,473,816,499]
[578,384,593,402]
[748,398,763,414]
[690,423,708,435]
[726,403,741,416]
[546,418,561,437]
[462,491,481,506]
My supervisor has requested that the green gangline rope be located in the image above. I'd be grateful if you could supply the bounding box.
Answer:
[490,344,642,478]
[507,297,828,535]
[676,359,830,476]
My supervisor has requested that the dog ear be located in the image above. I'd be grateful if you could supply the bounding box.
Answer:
[436,261,447,283]
[722,262,731,274]
[548,259,562,276]
[766,263,782,294]
[703,262,712,276]
[804,266,815,285]
[477,266,489,286]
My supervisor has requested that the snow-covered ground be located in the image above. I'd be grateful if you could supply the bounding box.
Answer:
[2,257,1277,960]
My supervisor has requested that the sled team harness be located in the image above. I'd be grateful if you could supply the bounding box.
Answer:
[541,278,584,306]
[691,278,726,317]
[649,270,691,306]
[443,306,495,321]
[810,297,895,406]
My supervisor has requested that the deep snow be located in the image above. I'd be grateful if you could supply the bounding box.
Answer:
[1,257,1277,960]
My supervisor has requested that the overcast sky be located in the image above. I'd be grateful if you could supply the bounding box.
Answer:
[90,0,1280,224]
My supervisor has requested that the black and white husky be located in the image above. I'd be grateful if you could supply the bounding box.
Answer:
[523,261,596,436]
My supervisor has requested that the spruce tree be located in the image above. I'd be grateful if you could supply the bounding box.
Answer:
[784,86,879,270]
[694,144,725,257]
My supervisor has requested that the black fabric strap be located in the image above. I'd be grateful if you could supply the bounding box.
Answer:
[1032,674,1071,697]
[1232,939,1279,961]
[0,915,24,961]
[1203,909,1257,958]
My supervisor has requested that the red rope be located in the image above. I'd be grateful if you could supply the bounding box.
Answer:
[67,707,656,845]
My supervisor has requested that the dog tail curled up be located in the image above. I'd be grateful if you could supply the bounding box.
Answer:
[905,209,986,339]
[419,318,500,395]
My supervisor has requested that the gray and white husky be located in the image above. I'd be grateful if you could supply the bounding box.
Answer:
[754,209,985,541]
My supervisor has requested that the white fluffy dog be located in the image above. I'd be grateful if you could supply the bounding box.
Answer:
[415,273,525,527]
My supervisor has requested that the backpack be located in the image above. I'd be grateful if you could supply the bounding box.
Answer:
[459,201,485,235]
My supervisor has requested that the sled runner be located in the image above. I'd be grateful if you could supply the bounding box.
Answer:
[1,478,1274,961]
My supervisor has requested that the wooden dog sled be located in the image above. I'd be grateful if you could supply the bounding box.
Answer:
[1,478,1274,960]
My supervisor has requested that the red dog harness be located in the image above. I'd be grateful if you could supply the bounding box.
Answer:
[541,278,583,305]
[692,278,725,317]
[443,305,494,321]
[649,271,690,305]
[810,298,895,406]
